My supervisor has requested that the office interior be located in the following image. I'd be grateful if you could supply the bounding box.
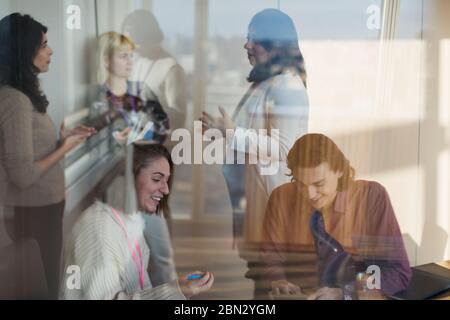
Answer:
[0,0,449,299]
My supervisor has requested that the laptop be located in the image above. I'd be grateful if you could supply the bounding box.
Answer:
[390,265,450,300]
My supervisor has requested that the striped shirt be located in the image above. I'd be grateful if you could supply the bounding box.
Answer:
[60,201,185,300]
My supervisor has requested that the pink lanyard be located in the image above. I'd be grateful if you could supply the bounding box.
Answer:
[110,207,145,290]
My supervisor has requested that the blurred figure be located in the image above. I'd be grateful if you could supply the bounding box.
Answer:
[92,31,177,286]
[200,8,309,297]
[60,144,214,300]
[260,134,412,300]
[123,10,188,284]
[122,9,188,143]
[0,13,95,299]
[90,31,169,145]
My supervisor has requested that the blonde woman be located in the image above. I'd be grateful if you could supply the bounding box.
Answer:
[88,31,169,143]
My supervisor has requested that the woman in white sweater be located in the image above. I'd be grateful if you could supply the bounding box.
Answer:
[60,144,213,299]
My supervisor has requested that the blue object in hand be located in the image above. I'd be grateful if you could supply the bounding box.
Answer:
[188,273,205,280]
[143,128,154,141]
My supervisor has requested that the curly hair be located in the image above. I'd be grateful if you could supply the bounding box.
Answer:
[0,13,49,113]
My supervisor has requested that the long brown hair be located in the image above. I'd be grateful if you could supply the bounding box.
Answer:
[133,144,173,217]
[287,134,355,191]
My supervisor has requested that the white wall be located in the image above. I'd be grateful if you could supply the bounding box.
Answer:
[305,0,450,266]
[417,0,450,264]
[0,0,11,18]
[96,0,146,34]
[304,39,422,266]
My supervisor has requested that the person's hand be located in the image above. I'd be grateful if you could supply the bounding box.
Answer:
[271,280,302,296]
[358,289,385,300]
[307,287,343,300]
[60,122,96,141]
[178,271,214,299]
[59,122,96,152]
[60,133,89,152]
[113,127,132,145]
[200,106,235,136]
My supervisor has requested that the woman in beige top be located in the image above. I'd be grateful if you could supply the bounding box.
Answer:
[0,13,95,299]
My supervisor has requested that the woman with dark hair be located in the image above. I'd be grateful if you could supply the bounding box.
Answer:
[60,144,214,300]
[260,134,411,299]
[200,8,309,297]
[0,13,95,299]
[245,10,307,87]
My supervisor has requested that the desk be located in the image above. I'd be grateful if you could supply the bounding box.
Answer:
[360,261,450,300]
[415,260,450,300]
[267,261,450,300]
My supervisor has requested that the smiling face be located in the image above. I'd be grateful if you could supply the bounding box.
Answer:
[293,162,343,210]
[105,48,134,79]
[33,32,53,73]
[135,157,170,213]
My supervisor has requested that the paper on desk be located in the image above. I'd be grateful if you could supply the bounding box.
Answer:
[436,261,450,270]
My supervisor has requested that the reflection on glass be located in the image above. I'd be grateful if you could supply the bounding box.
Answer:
[261,134,412,300]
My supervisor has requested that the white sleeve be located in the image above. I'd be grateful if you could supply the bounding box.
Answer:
[230,80,309,164]
[61,225,124,300]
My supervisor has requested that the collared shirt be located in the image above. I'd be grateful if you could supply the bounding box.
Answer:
[60,202,186,300]
[260,180,412,296]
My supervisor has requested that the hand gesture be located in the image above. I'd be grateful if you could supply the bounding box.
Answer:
[59,122,96,152]
[200,106,235,136]
[307,286,343,300]
[60,122,96,141]
[178,271,214,298]
[112,127,132,145]
[271,280,302,296]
